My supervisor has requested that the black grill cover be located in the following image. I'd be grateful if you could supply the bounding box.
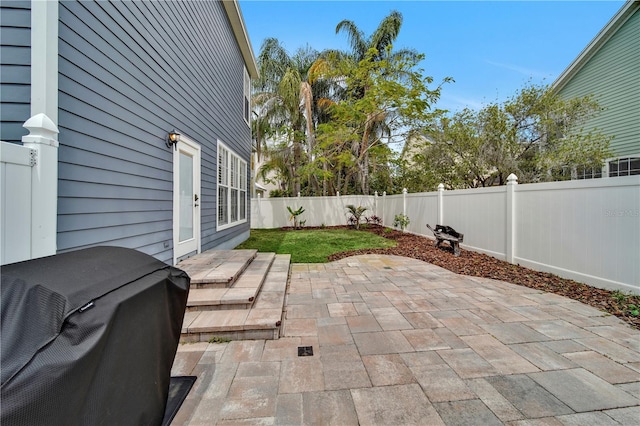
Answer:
[1,247,190,426]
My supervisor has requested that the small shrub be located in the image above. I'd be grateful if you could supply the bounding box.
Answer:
[612,290,627,302]
[367,215,383,226]
[287,206,305,229]
[611,291,639,317]
[209,336,232,344]
[346,205,368,230]
[384,227,393,234]
[393,213,410,231]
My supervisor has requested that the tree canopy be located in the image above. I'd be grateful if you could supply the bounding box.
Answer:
[399,83,612,190]
[254,11,451,196]
[252,13,611,196]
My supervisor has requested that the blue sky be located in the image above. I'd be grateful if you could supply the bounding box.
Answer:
[239,0,625,112]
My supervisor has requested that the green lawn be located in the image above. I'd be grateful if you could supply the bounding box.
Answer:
[236,228,396,263]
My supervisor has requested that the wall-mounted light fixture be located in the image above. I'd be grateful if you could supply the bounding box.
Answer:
[167,129,181,150]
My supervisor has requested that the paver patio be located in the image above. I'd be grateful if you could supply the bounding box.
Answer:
[171,254,640,425]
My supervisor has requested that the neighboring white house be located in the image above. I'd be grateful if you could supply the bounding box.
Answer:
[252,151,281,198]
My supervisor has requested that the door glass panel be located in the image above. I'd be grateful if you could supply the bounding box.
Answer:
[179,152,194,241]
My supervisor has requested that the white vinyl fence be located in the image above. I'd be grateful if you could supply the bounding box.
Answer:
[1,142,36,264]
[251,193,377,229]
[251,175,640,294]
[1,114,59,265]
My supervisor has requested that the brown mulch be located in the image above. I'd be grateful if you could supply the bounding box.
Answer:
[325,226,640,330]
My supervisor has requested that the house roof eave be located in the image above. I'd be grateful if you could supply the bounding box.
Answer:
[551,0,638,93]
[222,0,259,79]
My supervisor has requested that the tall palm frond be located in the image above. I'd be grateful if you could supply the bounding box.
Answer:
[279,68,303,119]
[256,38,292,91]
[370,10,402,58]
[251,110,273,162]
[335,20,367,59]
[292,45,319,76]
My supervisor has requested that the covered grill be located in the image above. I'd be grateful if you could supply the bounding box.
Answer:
[1,246,190,426]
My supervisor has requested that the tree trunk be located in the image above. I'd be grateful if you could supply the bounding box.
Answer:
[359,113,375,195]
[293,139,301,195]
[323,161,328,196]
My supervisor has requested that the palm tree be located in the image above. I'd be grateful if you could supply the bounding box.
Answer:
[253,38,331,196]
[252,109,273,163]
[345,204,367,230]
[334,11,418,194]
[256,140,294,196]
[336,10,417,65]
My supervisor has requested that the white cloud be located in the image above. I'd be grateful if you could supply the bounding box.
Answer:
[485,60,551,79]
[436,94,485,112]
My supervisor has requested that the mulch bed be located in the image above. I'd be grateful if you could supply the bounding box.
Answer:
[324,226,640,330]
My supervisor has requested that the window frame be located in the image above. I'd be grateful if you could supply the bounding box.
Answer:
[243,66,251,126]
[606,156,640,177]
[217,140,248,231]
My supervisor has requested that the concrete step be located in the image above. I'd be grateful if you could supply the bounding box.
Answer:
[177,249,257,289]
[185,252,275,311]
[180,254,290,342]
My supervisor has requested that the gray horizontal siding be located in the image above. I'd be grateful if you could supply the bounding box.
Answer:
[1,64,30,84]
[558,9,640,158]
[58,0,252,263]
[66,232,173,261]
[0,2,30,26]
[2,26,30,45]
[0,45,30,64]
[1,83,30,102]
[58,210,172,233]
[59,162,170,192]
[59,114,170,171]
[0,1,30,143]
[0,99,29,122]
[59,223,174,261]
[58,198,170,215]
[58,179,171,201]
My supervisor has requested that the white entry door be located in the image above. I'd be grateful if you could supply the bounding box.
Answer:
[173,136,201,263]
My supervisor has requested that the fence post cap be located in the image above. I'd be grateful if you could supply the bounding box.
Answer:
[437,183,444,191]
[507,173,518,184]
[23,113,58,134]
[22,113,59,145]
[402,188,408,194]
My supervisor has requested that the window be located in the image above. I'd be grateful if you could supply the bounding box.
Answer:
[608,157,640,177]
[576,165,603,180]
[243,66,251,126]
[218,146,229,226]
[217,141,247,230]
[551,164,603,181]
